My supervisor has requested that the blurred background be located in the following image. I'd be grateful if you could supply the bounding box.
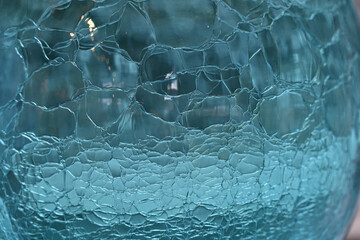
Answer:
[346,1,360,239]
[347,1,360,239]
[347,206,360,239]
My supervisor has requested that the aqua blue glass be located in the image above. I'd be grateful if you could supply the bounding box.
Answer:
[1,0,360,239]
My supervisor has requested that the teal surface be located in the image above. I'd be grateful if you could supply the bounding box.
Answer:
[0,0,360,239]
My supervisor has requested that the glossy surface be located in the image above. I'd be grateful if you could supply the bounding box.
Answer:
[0,0,360,239]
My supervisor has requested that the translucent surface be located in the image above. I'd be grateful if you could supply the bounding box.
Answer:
[1,0,360,239]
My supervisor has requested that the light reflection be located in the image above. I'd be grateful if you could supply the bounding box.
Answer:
[100,97,122,106]
[85,18,97,41]
[102,82,113,88]
[101,98,112,106]
[168,79,178,91]
[165,71,174,79]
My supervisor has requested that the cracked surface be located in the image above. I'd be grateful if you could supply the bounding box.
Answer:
[1,0,360,239]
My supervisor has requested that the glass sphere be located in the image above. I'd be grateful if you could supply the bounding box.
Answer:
[0,0,360,239]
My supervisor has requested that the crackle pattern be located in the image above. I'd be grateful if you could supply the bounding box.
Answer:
[1,0,360,239]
